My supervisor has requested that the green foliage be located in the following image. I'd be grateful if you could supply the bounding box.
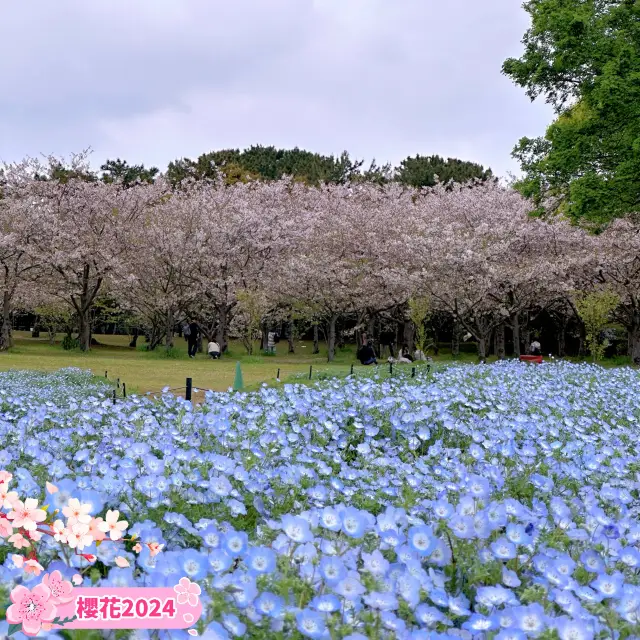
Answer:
[61,334,79,351]
[165,146,489,189]
[408,296,432,354]
[100,158,159,186]
[574,290,620,361]
[504,0,640,224]
[395,155,492,188]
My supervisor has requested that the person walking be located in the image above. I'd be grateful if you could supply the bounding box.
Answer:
[186,319,200,358]
[267,331,276,355]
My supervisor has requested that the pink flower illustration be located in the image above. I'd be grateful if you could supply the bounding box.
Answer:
[7,498,46,531]
[6,583,57,637]
[41,570,74,605]
[173,577,201,606]
[0,516,13,538]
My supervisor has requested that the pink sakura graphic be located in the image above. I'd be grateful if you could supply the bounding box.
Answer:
[7,571,75,637]
[0,470,161,636]
[174,577,202,607]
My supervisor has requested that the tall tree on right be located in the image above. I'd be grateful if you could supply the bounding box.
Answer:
[504,0,640,225]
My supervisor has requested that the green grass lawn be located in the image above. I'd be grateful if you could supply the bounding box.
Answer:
[0,332,378,398]
[0,332,631,400]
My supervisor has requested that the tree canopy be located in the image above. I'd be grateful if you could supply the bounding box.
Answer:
[503,0,640,225]
[165,145,489,188]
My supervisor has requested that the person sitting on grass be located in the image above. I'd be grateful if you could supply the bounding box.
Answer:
[357,340,377,366]
[207,340,221,359]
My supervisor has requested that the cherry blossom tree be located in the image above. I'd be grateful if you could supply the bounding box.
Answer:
[16,156,168,351]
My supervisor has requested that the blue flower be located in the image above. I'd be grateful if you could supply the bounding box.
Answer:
[407,526,437,556]
[296,609,327,639]
[244,546,276,574]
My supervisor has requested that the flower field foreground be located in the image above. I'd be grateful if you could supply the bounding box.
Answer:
[1,364,640,639]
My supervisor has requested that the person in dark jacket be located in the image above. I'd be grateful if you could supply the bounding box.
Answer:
[187,319,200,358]
[357,340,377,366]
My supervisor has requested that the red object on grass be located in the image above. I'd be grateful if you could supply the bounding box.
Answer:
[519,355,543,363]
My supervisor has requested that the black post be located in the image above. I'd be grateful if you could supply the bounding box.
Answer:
[309,365,312,380]
[122,383,126,398]
[350,364,354,375]
[112,389,116,405]
[117,378,120,389]
[389,362,393,375]
[186,377,193,401]
[427,364,431,373]
[277,368,280,380]
[105,371,107,378]
[412,366,416,378]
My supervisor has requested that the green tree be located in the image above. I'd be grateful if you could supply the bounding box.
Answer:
[504,0,640,224]
[395,155,492,188]
[100,159,159,186]
[408,296,433,356]
[574,289,620,361]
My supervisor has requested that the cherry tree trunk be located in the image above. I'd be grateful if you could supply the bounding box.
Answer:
[495,323,506,360]
[78,312,91,352]
[403,321,415,354]
[451,319,460,357]
[477,336,488,362]
[557,326,566,358]
[288,318,295,354]
[327,314,338,362]
[313,323,319,354]
[215,306,229,353]
[0,291,12,352]
[628,316,640,365]
[165,309,174,350]
[511,313,521,357]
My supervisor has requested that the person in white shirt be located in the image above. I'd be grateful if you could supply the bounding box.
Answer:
[530,340,541,356]
[207,341,221,359]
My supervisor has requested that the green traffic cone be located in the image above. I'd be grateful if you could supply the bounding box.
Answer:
[233,361,244,391]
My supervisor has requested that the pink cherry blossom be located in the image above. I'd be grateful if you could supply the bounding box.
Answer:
[41,570,74,605]
[114,556,130,568]
[88,517,106,542]
[9,532,30,549]
[24,559,44,576]
[0,516,13,538]
[0,482,19,509]
[6,583,57,637]
[12,554,24,568]
[98,509,128,541]
[0,470,13,483]
[72,574,83,586]
[45,482,58,494]
[148,542,164,556]
[51,519,67,543]
[173,577,201,606]
[62,498,92,525]
[132,542,142,553]
[8,498,46,531]
[66,522,93,550]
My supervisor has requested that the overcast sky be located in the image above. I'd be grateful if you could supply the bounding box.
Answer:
[0,0,553,178]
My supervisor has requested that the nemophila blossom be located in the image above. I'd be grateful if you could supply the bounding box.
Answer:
[296,609,327,639]
[244,546,276,574]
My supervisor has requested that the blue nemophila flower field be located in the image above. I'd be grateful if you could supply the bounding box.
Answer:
[1,363,640,639]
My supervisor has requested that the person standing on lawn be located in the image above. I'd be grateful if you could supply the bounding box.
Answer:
[186,319,200,358]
